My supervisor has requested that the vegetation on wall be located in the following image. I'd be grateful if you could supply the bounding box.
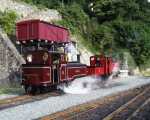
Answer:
[0,10,18,35]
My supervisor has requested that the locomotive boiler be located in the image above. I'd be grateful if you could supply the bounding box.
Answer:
[16,19,114,94]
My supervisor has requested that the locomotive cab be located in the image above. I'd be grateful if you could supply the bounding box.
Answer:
[89,55,114,76]
[90,55,106,67]
[21,45,67,94]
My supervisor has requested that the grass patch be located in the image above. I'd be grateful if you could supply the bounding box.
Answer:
[142,71,150,77]
[0,86,24,94]
[0,10,18,35]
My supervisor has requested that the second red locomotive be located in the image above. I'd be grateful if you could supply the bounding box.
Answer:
[16,20,114,94]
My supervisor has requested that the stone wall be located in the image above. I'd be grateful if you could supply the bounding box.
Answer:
[0,29,24,85]
[0,0,61,22]
[70,36,93,65]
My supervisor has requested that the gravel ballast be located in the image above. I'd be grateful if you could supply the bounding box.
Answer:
[0,76,150,120]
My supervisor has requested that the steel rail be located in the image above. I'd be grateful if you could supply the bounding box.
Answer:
[103,86,150,120]
[127,97,150,120]
[40,84,149,120]
[0,90,63,110]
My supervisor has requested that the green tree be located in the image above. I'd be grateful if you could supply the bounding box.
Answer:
[89,0,150,67]
[89,24,114,52]
[58,3,89,34]
[0,10,17,35]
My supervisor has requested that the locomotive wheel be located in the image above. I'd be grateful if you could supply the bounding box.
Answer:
[36,87,41,94]
[25,85,32,94]
[39,86,47,93]
[50,85,57,90]
[101,75,109,80]
[65,82,71,87]
[25,85,36,95]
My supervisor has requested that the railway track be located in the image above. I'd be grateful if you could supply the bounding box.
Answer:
[40,84,150,120]
[0,90,64,110]
[128,97,150,120]
[103,85,150,120]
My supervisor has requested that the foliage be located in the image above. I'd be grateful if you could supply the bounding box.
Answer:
[0,85,23,94]
[57,3,89,34]
[20,0,150,68]
[91,0,149,23]
[0,10,18,35]
[21,0,60,9]
[90,0,150,67]
[21,0,89,9]
[88,23,114,52]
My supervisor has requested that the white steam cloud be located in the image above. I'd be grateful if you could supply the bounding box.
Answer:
[58,75,112,94]
[58,62,120,94]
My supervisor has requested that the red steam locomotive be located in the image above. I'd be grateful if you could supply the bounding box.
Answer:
[16,20,114,94]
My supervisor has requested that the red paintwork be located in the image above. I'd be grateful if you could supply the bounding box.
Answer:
[22,51,114,87]
[66,66,87,80]
[60,65,67,82]
[23,67,51,86]
[89,55,114,75]
[16,20,69,43]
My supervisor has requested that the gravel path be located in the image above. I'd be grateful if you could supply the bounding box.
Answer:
[0,76,150,120]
